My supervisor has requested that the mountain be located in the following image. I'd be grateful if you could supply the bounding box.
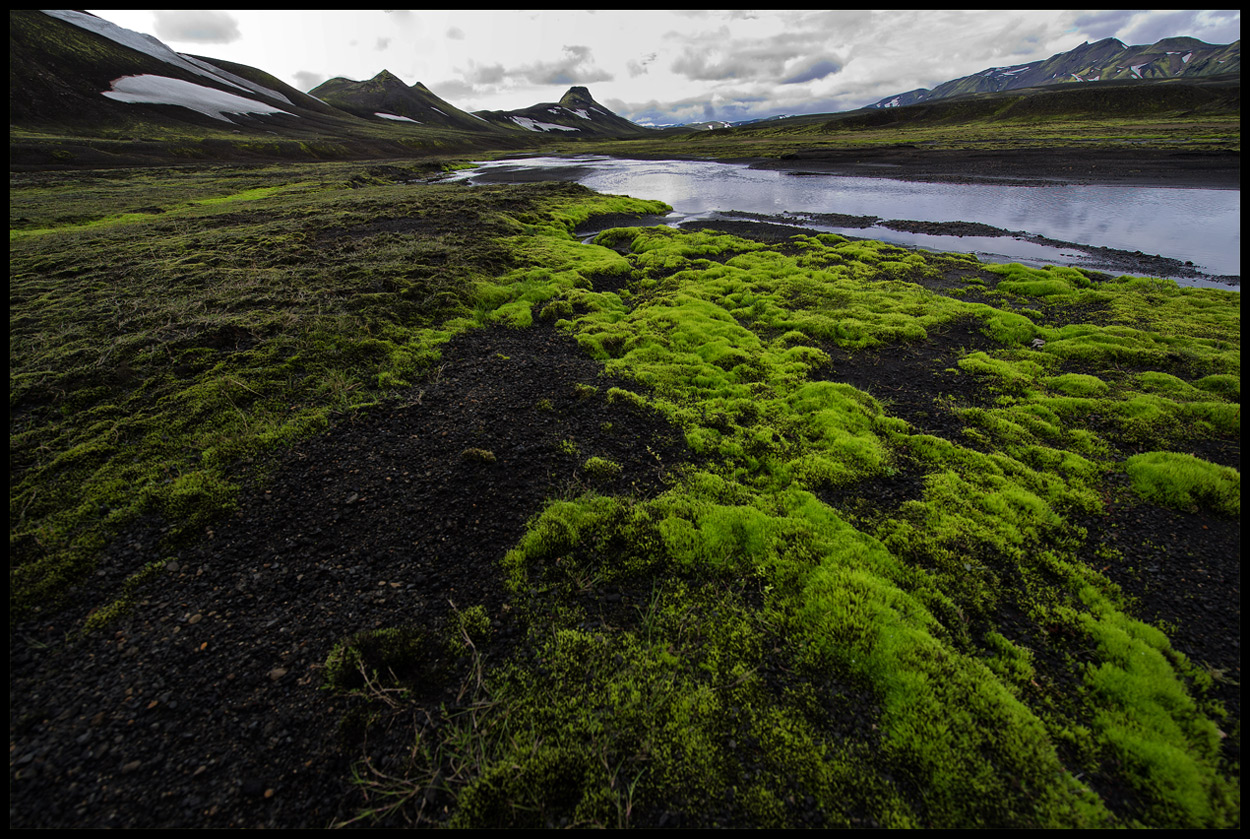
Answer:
[9,10,538,167]
[309,71,493,132]
[11,10,357,131]
[472,86,657,138]
[869,36,1240,109]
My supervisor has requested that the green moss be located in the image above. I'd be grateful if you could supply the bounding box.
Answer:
[1047,373,1110,397]
[1125,452,1239,516]
[583,456,623,482]
[12,162,1239,828]
[325,627,436,690]
[449,604,493,651]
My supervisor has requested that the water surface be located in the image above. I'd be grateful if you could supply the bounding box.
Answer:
[451,155,1239,286]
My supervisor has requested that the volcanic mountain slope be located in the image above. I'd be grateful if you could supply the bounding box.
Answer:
[473,86,657,137]
[9,10,538,166]
[870,36,1241,109]
[309,71,496,132]
[10,10,355,132]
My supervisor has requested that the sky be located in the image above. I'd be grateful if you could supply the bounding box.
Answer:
[86,10,1241,125]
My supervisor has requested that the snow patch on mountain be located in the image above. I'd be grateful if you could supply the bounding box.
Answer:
[101,74,292,122]
[44,10,292,106]
[510,116,579,132]
[375,112,419,123]
[180,54,293,106]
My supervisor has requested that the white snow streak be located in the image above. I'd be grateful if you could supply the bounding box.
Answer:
[43,10,291,105]
[375,112,419,123]
[101,75,292,122]
[510,116,579,132]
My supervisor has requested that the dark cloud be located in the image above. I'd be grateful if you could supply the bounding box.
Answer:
[295,70,327,93]
[428,77,476,101]
[1075,9,1240,45]
[376,37,391,51]
[153,10,241,44]
[465,62,506,85]
[670,29,833,82]
[623,90,775,126]
[446,26,466,40]
[627,52,658,77]
[782,58,842,85]
[1072,9,1138,40]
[519,44,613,85]
[672,42,792,81]
[1120,9,1240,45]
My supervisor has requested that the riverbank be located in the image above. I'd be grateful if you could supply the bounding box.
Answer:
[453,151,1240,287]
[10,166,1240,827]
[744,146,1241,190]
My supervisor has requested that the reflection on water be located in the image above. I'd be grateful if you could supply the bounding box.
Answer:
[451,155,1239,284]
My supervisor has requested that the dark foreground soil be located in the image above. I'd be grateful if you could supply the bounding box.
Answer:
[747,146,1241,190]
[9,153,1240,826]
[10,271,1240,827]
[9,322,691,828]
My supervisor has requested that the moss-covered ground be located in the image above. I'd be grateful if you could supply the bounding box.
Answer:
[9,160,1239,827]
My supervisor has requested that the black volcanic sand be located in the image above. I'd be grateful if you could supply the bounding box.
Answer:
[9,322,692,828]
[748,146,1241,190]
[10,265,1241,826]
[808,320,1240,739]
[459,163,599,184]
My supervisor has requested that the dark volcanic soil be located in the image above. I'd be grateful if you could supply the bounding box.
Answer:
[10,151,1241,827]
[748,147,1241,190]
[11,284,1239,828]
[9,322,691,828]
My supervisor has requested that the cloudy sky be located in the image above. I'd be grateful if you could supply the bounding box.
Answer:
[87,9,1241,125]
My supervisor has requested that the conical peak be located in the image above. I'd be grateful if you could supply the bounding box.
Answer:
[372,69,405,86]
[559,86,595,108]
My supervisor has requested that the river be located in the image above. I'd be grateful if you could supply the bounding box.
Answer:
[447,154,1240,289]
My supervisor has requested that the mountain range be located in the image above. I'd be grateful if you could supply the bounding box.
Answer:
[8,10,1241,167]
[9,8,655,162]
[869,35,1240,109]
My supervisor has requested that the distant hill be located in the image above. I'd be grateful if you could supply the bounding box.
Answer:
[869,36,1240,109]
[473,86,657,138]
[9,10,541,167]
[10,10,360,132]
[309,71,496,133]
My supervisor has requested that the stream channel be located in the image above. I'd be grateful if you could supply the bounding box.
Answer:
[447,154,1240,289]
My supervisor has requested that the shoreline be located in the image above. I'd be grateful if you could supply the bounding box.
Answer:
[740,146,1241,191]
[467,152,1240,287]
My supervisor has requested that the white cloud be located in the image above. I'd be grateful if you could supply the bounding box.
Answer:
[293,70,325,91]
[83,9,1241,125]
[153,10,241,45]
